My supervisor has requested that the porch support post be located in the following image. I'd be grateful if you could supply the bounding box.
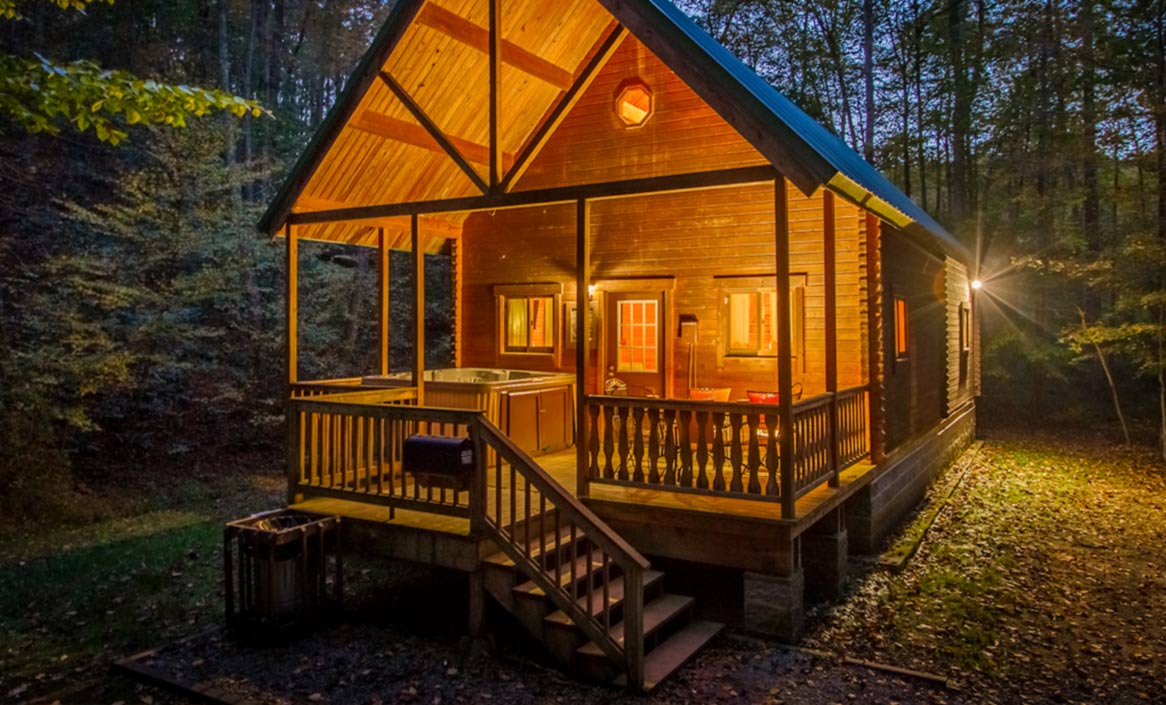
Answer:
[411,214,425,405]
[488,0,502,188]
[286,223,298,386]
[378,226,390,376]
[865,212,885,464]
[575,198,591,498]
[823,191,839,487]
[775,179,796,519]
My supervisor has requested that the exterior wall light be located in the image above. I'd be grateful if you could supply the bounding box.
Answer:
[971,279,982,290]
[615,80,653,127]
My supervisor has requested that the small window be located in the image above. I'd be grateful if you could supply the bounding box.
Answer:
[959,302,971,352]
[894,296,910,358]
[724,287,805,358]
[503,295,555,353]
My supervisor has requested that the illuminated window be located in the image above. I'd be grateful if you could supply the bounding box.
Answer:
[503,296,555,353]
[616,80,653,127]
[894,296,910,358]
[724,287,805,358]
[959,302,971,352]
[616,300,658,372]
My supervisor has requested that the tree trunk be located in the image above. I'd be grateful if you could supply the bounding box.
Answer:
[863,0,876,163]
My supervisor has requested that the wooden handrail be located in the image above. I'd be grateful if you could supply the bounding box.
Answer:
[474,417,647,691]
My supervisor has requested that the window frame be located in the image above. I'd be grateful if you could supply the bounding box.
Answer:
[717,274,807,365]
[894,295,910,360]
[493,284,562,359]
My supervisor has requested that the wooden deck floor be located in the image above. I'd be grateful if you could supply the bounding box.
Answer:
[296,448,874,539]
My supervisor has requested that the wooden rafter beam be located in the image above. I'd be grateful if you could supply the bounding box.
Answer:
[348,109,513,167]
[501,23,627,193]
[286,164,780,225]
[415,2,573,91]
[379,71,490,194]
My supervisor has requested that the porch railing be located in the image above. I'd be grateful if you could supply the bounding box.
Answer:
[290,377,366,398]
[584,385,870,518]
[286,388,459,515]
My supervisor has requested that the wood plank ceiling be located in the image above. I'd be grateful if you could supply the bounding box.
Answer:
[288,0,619,252]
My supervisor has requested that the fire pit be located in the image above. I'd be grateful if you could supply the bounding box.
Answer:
[223,509,342,632]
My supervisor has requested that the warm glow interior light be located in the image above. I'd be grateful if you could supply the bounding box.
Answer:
[587,284,597,298]
[971,279,983,290]
[616,81,653,127]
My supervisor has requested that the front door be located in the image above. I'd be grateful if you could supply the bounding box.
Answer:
[603,292,666,397]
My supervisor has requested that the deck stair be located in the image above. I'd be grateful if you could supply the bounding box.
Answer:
[480,513,722,690]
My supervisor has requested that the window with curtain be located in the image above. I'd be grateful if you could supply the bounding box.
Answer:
[503,295,555,353]
[723,287,804,358]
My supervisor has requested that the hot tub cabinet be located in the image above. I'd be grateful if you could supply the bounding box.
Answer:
[362,369,575,456]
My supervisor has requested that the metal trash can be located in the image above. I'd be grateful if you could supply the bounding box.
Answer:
[224,509,342,631]
[402,435,474,491]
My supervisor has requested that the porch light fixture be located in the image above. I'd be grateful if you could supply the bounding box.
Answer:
[971,279,982,290]
[615,80,653,127]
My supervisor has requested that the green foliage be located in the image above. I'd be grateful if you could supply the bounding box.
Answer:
[0,0,267,144]
[0,0,109,21]
[0,54,268,145]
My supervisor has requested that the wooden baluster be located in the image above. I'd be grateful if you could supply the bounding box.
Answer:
[386,418,396,498]
[678,409,693,487]
[601,553,611,632]
[616,405,630,481]
[729,412,744,492]
[694,410,709,489]
[631,406,645,483]
[539,494,546,563]
[509,465,517,540]
[746,410,761,494]
[602,405,615,479]
[588,403,601,479]
[495,450,502,526]
[309,412,319,487]
[553,511,561,583]
[712,411,726,491]
[523,478,532,554]
[765,411,779,495]
[570,523,579,603]
[662,407,677,485]
[647,407,661,484]
[363,416,372,493]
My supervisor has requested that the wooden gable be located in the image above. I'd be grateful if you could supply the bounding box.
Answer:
[514,36,768,191]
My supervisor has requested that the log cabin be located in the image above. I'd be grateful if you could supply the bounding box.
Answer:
[258,0,979,691]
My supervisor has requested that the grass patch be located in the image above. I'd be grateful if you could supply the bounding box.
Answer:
[0,465,281,701]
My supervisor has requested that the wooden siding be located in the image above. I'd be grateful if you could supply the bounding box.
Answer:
[881,227,947,452]
[513,35,769,191]
[458,182,867,400]
[944,256,973,414]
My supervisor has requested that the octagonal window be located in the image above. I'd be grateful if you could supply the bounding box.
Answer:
[615,80,653,127]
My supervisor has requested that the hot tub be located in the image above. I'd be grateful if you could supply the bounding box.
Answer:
[362,368,576,456]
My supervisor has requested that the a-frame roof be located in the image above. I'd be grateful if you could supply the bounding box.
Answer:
[260,0,968,261]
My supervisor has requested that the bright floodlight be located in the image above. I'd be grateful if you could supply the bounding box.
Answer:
[971,279,983,290]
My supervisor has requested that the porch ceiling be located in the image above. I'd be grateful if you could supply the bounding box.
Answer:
[278,0,619,250]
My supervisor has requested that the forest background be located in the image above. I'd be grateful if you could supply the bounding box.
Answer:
[1,0,1163,521]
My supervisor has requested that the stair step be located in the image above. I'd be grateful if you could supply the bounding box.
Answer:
[576,593,694,657]
[512,549,607,598]
[613,620,724,691]
[483,525,580,569]
[543,570,664,628]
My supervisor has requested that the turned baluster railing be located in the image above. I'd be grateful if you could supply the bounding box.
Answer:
[584,387,871,518]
